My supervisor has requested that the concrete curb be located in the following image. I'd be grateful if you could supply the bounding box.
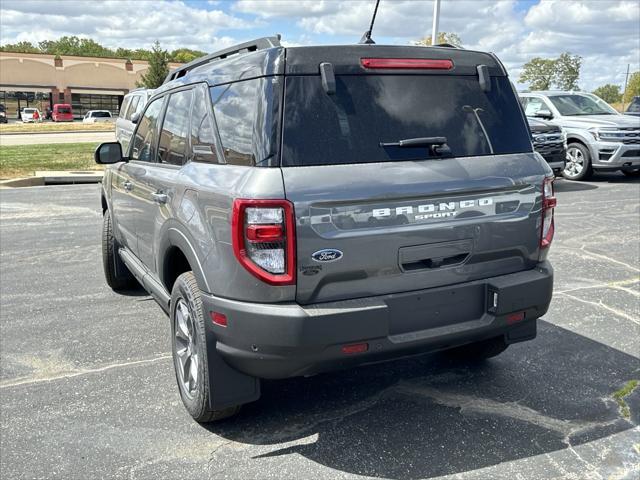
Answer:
[0,170,103,188]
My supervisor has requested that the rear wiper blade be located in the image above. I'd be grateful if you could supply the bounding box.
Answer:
[379,136,447,148]
[380,136,452,157]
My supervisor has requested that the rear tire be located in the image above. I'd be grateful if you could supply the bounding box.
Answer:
[445,336,509,361]
[102,211,137,290]
[171,272,241,423]
[563,143,593,181]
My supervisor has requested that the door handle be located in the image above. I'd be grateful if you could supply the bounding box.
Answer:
[152,192,168,204]
[123,180,133,191]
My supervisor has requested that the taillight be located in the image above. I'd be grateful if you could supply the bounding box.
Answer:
[540,177,557,249]
[360,58,453,70]
[232,199,296,285]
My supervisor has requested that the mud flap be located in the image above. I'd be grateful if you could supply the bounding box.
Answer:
[204,326,261,410]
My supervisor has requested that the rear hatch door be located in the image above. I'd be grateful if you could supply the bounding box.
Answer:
[281,47,548,305]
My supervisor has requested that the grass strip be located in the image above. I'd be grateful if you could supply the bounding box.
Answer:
[0,122,114,134]
[0,142,103,179]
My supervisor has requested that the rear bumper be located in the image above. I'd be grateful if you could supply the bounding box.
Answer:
[204,262,553,379]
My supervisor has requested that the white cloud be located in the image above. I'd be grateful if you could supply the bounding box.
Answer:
[0,0,251,52]
[0,0,638,90]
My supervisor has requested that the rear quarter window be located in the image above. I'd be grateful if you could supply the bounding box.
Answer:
[210,77,280,166]
[281,75,532,166]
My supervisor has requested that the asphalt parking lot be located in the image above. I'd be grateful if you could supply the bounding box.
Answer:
[1,174,639,480]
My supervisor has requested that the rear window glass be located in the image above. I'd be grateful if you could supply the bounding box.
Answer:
[57,107,71,113]
[281,75,532,166]
[93,111,111,118]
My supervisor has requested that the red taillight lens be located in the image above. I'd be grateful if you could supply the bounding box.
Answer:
[360,58,453,70]
[540,177,556,249]
[246,224,284,242]
[232,199,296,285]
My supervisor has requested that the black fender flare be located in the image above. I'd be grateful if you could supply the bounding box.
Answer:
[158,219,212,294]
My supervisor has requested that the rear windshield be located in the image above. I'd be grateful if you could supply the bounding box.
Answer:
[281,75,531,166]
[92,111,111,117]
[57,107,71,113]
[24,109,36,113]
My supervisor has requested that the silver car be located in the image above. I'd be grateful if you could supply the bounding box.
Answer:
[116,88,155,153]
[519,91,640,180]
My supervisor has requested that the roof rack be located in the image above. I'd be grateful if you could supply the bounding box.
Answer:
[163,35,282,84]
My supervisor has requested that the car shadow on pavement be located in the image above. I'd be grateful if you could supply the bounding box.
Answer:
[553,180,599,193]
[206,321,640,479]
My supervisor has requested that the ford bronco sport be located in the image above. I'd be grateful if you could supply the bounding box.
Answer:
[96,36,555,422]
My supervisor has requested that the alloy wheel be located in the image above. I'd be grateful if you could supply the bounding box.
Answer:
[564,147,585,178]
[174,299,199,399]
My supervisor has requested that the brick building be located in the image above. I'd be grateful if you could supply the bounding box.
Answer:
[0,51,182,119]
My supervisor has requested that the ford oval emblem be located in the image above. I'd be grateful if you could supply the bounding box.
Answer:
[312,249,343,263]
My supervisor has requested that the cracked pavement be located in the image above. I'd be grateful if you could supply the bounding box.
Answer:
[1,173,639,479]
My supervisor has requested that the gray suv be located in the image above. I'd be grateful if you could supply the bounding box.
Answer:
[519,91,640,180]
[96,37,555,422]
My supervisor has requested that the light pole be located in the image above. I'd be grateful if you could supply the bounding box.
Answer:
[431,0,441,45]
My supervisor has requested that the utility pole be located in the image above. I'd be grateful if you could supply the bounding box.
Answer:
[622,63,630,111]
[431,0,441,46]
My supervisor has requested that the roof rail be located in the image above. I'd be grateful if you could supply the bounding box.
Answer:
[163,35,282,84]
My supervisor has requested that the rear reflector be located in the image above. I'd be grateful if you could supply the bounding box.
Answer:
[211,312,228,327]
[506,312,525,324]
[361,58,453,70]
[341,343,369,354]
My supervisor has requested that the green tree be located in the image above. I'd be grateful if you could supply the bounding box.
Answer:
[519,58,556,90]
[170,48,207,63]
[554,53,582,90]
[623,71,640,104]
[137,41,169,89]
[592,84,622,104]
[0,41,39,53]
[414,32,463,47]
[519,53,582,90]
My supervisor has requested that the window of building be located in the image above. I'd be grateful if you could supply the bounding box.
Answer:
[158,89,193,166]
[190,86,218,164]
[71,93,121,117]
[131,97,164,162]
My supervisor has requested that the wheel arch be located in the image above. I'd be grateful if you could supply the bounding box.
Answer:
[158,224,211,295]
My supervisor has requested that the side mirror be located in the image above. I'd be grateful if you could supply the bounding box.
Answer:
[131,112,140,124]
[535,109,553,120]
[95,142,124,164]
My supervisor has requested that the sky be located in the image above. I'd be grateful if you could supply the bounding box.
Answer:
[0,0,638,91]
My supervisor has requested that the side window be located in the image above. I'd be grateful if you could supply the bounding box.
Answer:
[524,97,546,116]
[134,95,145,116]
[119,97,131,119]
[126,96,140,120]
[158,89,193,166]
[131,98,164,162]
[210,79,260,166]
[190,86,219,164]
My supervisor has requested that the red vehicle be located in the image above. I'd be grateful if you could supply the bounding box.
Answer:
[52,104,73,122]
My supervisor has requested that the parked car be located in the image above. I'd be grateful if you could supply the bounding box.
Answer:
[20,108,42,123]
[96,37,555,423]
[527,117,567,174]
[519,91,640,179]
[116,88,155,153]
[0,104,7,124]
[625,96,640,117]
[52,103,73,122]
[83,110,113,123]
